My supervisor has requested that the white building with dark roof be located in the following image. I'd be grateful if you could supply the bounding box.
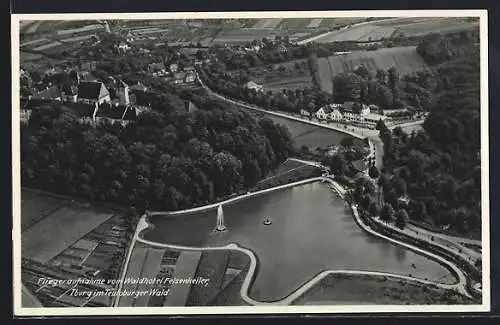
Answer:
[245,81,263,92]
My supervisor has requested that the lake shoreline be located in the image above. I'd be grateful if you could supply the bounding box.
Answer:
[137,177,472,305]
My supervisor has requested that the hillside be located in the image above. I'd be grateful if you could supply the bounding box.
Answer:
[327,46,428,76]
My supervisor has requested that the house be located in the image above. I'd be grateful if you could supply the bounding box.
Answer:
[300,109,311,117]
[169,63,179,73]
[117,41,131,53]
[245,81,263,92]
[148,62,167,76]
[341,102,370,121]
[20,97,32,124]
[315,106,332,120]
[32,85,61,101]
[116,80,130,105]
[77,81,111,105]
[79,61,97,72]
[96,103,126,124]
[64,102,99,122]
[363,113,390,126]
[194,60,203,67]
[185,72,196,83]
[184,100,199,113]
[173,72,186,84]
[61,84,78,103]
[183,65,195,72]
[78,70,98,82]
[129,81,148,93]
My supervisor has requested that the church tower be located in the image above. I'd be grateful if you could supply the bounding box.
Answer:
[116,80,130,105]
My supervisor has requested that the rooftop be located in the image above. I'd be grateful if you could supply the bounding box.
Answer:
[32,86,61,100]
[78,81,109,101]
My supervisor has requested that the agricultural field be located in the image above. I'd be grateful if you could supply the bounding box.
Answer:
[229,59,314,92]
[372,17,479,37]
[318,17,368,28]
[277,18,315,29]
[293,273,475,305]
[21,202,114,264]
[20,190,68,231]
[392,18,479,37]
[20,190,134,307]
[315,24,394,43]
[307,18,324,29]
[263,76,314,92]
[311,17,478,43]
[252,19,283,29]
[211,28,289,45]
[317,57,333,94]
[119,243,167,307]
[326,46,429,78]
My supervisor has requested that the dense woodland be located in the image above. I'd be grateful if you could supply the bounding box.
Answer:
[21,92,294,213]
[370,32,481,235]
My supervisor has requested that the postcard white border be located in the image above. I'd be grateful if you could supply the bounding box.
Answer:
[12,9,490,316]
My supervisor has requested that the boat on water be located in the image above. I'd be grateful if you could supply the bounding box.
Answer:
[263,217,272,225]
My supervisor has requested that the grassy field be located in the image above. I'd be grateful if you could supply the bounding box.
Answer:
[263,114,356,149]
[186,251,229,306]
[315,24,390,43]
[326,46,429,77]
[20,190,68,231]
[119,243,153,306]
[293,273,475,305]
[252,19,283,29]
[313,17,477,43]
[209,265,251,306]
[163,251,203,306]
[134,247,166,306]
[211,28,289,44]
[317,57,333,94]
[264,76,314,92]
[22,204,114,264]
[394,18,479,37]
[229,59,313,92]
[374,17,479,37]
[278,18,315,29]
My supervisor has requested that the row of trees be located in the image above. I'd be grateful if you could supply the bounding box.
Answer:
[21,90,294,213]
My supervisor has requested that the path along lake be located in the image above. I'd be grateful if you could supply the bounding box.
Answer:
[143,182,456,302]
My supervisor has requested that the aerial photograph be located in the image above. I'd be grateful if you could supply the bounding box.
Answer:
[15,14,485,310]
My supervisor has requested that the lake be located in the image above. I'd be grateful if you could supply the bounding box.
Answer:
[143,182,455,302]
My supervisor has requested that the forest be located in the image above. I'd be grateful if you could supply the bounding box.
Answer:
[372,31,481,236]
[21,91,294,213]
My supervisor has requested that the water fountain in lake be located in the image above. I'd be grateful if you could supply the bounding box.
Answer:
[215,204,226,232]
